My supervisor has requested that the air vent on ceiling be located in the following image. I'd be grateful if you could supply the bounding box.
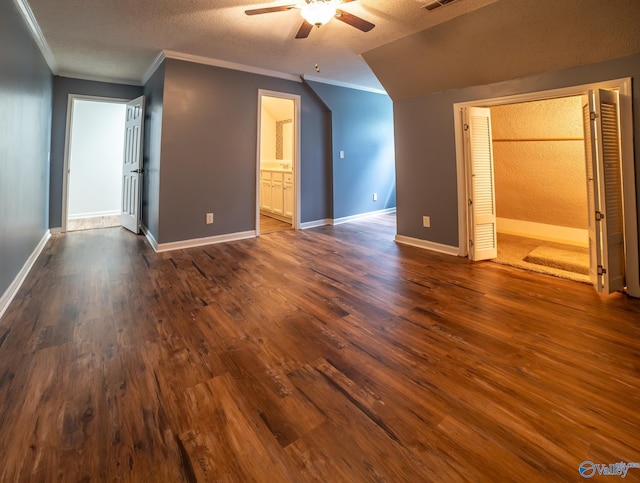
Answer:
[422,0,457,11]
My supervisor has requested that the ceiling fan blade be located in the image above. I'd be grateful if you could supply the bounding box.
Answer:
[295,20,314,39]
[335,9,375,32]
[245,5,297,16]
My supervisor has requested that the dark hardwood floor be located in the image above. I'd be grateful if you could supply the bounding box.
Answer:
[1,213,640,481]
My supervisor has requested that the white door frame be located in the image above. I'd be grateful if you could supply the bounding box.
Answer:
[255,89,301,236]
[453,77,639,297]
[61,94,129,233]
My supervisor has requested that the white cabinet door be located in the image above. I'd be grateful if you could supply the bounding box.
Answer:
[260,170,292,220]
[284,182,294,217]
[260,171,272,211]
[272,179,284,214]
[261,179,272,210]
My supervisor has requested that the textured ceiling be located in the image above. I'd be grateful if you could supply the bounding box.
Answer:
[22,0,498,90]
[363,0,640,99]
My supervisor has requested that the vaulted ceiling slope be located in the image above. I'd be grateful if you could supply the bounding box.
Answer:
[21,0,499,90]
[362,0,640,99]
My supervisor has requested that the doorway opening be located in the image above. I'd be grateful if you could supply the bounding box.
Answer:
[454,78,639,297]
[490,96,590,283]
[63,96,127,232]
[256,90,301,235]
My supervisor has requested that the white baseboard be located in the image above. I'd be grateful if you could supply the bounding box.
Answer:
[154,230,256,253]
[394,235,459,256]
[332,208,397,226]
[300,218,332,230]
[497,218,588,247]
[140,224,158,251]
[144,208,397,251]
[0,230,51,321]
[68,210,120,220]
[300,208,397,230]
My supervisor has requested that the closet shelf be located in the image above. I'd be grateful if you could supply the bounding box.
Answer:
[493,137,584,142]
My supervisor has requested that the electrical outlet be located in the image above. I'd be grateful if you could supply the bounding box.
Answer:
[206,212,214,224]
[373,193,378,201]
[422,216,431,228]
[339,150,345,159]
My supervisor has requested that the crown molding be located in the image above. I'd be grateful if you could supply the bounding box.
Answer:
[162,50,302,83]
[56,71,142,86]
[13,0,58,73]
[141,51,166,85]
[302,75,387,95]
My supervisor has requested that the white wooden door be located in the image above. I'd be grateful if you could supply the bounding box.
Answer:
[121,95,145,233]
[583,89,625,293]
[463,107,497,261]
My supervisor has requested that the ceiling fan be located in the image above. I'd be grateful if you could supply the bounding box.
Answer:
[245,0,375,39]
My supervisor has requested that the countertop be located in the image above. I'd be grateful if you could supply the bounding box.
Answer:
[260,168,293,173]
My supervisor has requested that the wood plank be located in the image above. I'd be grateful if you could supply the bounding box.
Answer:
[179,373,299,481]
[0,215,639,480]
[286,362,447,481]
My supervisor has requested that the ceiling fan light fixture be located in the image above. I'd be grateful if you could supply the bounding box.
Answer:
[300,1,337,27]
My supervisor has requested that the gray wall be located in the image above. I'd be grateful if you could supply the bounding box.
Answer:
[150,58,332,244]
[393,53,640,248]
[142,62,165,240]
[49,77,143,228]
[0,1,52,301]
[363,0,640,101]
[305,81,395,219]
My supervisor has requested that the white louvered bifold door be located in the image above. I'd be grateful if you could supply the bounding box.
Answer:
[121,95,145,234]
[583,89,625,293]
[582,96,600,288]
[464,107,497,261]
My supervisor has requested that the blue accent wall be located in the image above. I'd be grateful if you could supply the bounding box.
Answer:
[0,1,52,303]
[304,81,396,220]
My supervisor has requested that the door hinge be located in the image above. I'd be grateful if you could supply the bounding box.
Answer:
[598,265,607,275]
[463,123,469,131]
[595,211,605,221]
[590,111,597,120]
[468,198,473,206]
[469,239,474,248]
